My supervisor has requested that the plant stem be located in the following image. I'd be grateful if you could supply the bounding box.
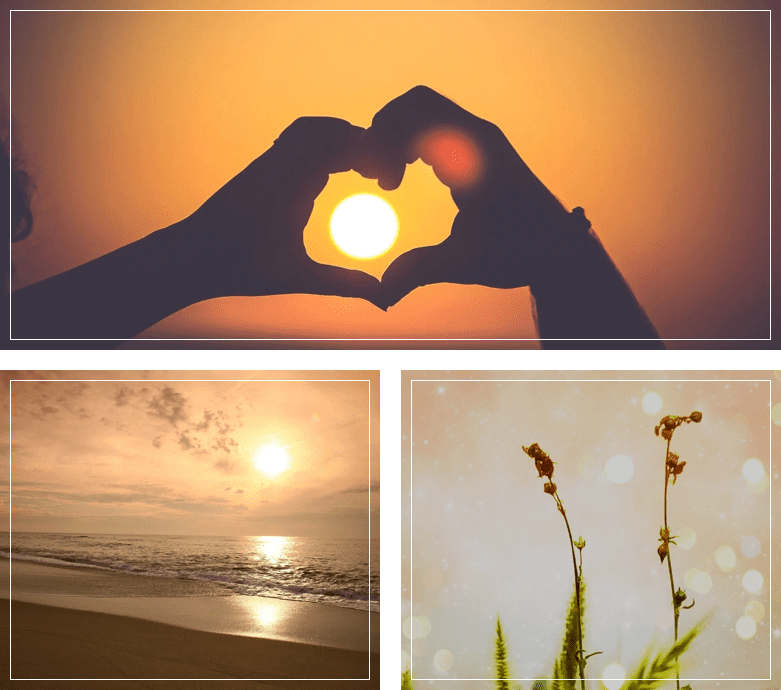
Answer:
[554,491,585,690]
[664,437,680,690]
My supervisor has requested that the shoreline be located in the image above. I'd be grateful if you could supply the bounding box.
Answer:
[4,554,377,610]
[6,559,378,653]
[6,598,379,685]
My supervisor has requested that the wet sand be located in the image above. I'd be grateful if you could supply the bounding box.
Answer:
[7,599,378,686]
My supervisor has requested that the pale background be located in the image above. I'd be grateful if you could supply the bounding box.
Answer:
[403,371,779,688]
[6,5,771,346]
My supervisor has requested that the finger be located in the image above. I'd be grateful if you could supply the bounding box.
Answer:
[301,260,385,308]
[273,116,365,176]
[378,242,460,309]
[354,86,491,193]
[267,117,366,221]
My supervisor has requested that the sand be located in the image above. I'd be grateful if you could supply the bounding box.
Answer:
[5,599,379,687]
[3,560,379,686]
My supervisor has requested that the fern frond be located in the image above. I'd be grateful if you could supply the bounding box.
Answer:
[551,657,565,690]
[557,579,584,689]
[624,617,707,690]
[495,615,511,690]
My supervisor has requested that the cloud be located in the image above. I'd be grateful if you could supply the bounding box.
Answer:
[213,458,236,473]
[114,387,133,407]
[193,410,214,431]
[151,436,163,449]
[178,432,197,451]
[211,437,238,454]
[147,386,188,428]
[234,489,244,494]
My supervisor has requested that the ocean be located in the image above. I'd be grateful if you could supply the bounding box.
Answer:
[2,532,379,612]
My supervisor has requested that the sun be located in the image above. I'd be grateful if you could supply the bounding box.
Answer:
[252,445,291,477]
[329,193,399,259]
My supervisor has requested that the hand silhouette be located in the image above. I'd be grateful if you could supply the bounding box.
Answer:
[353,85,571,309]
[12,117,382,339]
[183,116,381,303]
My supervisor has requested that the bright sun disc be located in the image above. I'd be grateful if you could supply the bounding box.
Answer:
[330,193,398,259]
[253,445,290,477]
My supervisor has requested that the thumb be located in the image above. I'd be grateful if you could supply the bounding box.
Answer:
[301,260,385,307]
[378,242,458,309]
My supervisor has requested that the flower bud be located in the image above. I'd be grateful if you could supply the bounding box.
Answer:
[543,482,557,495]
[690,411,702,423]
[658,542,668,563]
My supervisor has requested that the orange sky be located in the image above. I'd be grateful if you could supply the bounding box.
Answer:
[8,8,770,344]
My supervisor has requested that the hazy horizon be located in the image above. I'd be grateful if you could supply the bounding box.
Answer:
[4,530,377,539]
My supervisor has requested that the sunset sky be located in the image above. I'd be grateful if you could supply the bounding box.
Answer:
[402,372,777,686]
[4,372,377,538]
[6,7,770,345]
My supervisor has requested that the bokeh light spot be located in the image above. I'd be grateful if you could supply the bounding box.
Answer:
[605,455,635,484]
[602,663,626,690]
[403,616,432,640]
[434,649,454,673]
[742,570,763,594]
[642,392,663,414]
[690,570,712,595]
[684,568,700,589]
[744,600,765,622]
[715,545,736,572]
[741,536,761,559]
[742,458,765,484]
[771,402,781,426]
[736,615,757,640]
[677,527,696,550]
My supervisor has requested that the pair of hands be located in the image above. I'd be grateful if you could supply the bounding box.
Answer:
[184,86,570,311]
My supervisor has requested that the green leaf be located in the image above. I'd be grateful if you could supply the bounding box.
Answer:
[401,669,414,690]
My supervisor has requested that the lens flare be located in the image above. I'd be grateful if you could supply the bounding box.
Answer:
[418,127,484,189]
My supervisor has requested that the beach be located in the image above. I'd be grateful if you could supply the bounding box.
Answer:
[5,560,379,686]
